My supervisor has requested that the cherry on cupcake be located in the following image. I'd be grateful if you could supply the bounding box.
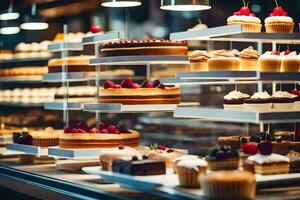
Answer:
[272,50,280,55]
[284,50,292,55]
[242,142,258,155]
[240,7,251,16]
[104,81,115,89]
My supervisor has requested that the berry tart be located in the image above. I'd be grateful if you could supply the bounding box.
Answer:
[258,51,281,72]
[100,40,187,57]
[47,56,94,73]
[244,91,273,112]
[189,50,210,71]
[227,0,262,32]
[205,145,240,171]
[207,50,240,71]
[280,50,300,72]
[239,46,260,71]
[291,88,300,110]
[223,90,249,111]
[272,91,297,111]
[99,78,181,105]
[244,141,290,175]
[264,0,294,33]
[59,122,140,149]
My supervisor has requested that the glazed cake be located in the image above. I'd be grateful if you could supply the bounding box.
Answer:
[59,122,140,149]
[47,56,94,73]
[101,40,187,57]
[99,78,181,105]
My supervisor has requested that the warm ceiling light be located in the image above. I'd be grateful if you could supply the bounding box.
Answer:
[160,0,211,11]
[0,1,20,20]
[20,0,49,30]
[0,20,20,35]
[101,0,141,7]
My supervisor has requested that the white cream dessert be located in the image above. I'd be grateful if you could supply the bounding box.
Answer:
[244,91,272,112]
[223,90,249,111]
[207,50,241,71]
[280,51,300,72]
[258,51,281,72]
[272,91,297,111]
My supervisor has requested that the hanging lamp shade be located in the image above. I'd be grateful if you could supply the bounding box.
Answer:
[101,0,141,7]
[20,0,49,30]
[160,0,211,11]
[0,20,20,35]
[0,1,20,20]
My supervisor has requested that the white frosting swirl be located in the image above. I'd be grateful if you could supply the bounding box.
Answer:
[272,91,297,99]
[227,15,261,24]
[259,51,280,60]
[280,51,297,57]
[224,90,249,100]
[177,159,208,168]
[248,153,290,164]
[251,91,271,99]
[265,16,293,24]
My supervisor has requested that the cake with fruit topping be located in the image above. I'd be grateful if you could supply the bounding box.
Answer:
[227,0,262,32]
[101,40,187,57]
[99,78,181,105]
[264,0,294,33]
[244,91,272,112]
[48,56,94,73]
[272,91,297,111]
[258,51,281,72]
[280,50,300,72]
[59,122,140,149]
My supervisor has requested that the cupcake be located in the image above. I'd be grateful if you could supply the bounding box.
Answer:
[189,50,210,71]
[200,171,256,200]
[265,2,294,33]
[207,50,240,71]
[258,51,281,72]
[223,90,249,111]
[244,91,272,112]
[227,1,262,32]
[176,159,207,188]
[218,136,241,151]
[272,91,297,111]
[205,146,239,171]
[239,46,260,70]
[291,89,300,110]
[280,50,300,72]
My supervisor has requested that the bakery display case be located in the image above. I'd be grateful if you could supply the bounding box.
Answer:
[1,0,300,199]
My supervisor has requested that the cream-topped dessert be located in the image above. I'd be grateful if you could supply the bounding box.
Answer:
[272,91,297,111]
[189,50,210,71]
[207,50,240,71]
[48,56,94,73]
[244,91,272,112]
[291,89,300,110]
[239,46,260,71]
[223,90,249,110]
[258,51,281,72]
[280,50,300,72]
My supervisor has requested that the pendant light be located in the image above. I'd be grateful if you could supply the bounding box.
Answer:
[101,0,141,7]
[160,0,211,11]
[0,20,20,35]
[0,0,20,21]
[20,0,49,30]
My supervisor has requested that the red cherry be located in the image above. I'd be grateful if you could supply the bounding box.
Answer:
[77,122,90,132]
[107,125,116,133]
[269,13,274,17]
[283,11,288,16]
[77,129,86,133]
[284,50,292,55]
[167,149,174,153]
[90,25,102,34]
[272,51,280,56]
[113,84,122,89]
[118,144,125,150]
[90,128,100,133]
[104,81,115,89]
[64,125,73,133]
[114,129,121,134]
[158,83,166,89]
[153,80,161,88]
[273,6,284,16]
[291,89,300,96]
[233,11,241,16]
[130,83,141,89]
[70,128,79,133]
[240,7,251,16]
[142,80,154,88]
[249,13,256,17]
[242,142,258,155]
[100,129,109,134]
[158,145,167,150]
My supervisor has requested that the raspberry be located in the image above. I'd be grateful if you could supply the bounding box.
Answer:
[107,125,116,133]
[242,142,258,155]
[121,78,134,88]
[100,129,108,134]
[64,125,73,133]
[130,83,140,89]
[104,81,115,89]
[158,145,167,150]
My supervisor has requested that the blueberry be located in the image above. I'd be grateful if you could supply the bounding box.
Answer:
[142,155,148,160]
[132,156,138,161]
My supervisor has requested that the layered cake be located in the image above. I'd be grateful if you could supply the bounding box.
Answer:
[99,78,181,105]
[59,122,140,149]
[272,91,297,111]
[101,40,187,57]
[244,91,272,112]
[223,90,249,110]
[47,56,94,73]
[0,66,48,77]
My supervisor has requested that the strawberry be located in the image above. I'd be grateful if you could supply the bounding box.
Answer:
[104,81,115,89]
[90,25,102,33]
[142,80,154,88]
[240,7,251,16]
[242,142,258,155]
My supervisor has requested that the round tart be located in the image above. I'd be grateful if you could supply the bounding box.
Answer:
[48,56,94,73]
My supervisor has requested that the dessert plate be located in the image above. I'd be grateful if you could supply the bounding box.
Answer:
[48,147,103,159]
[256,173,300,188]
[6,143,49,156]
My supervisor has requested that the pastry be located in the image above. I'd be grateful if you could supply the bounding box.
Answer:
[147,144,183,169]
[59,122,140,149]
[223,90,249,111]
[200,171,256,200]
[55,86,96,103]
[291,89,300,110]
[112,157,166,176]
[258,51,281,72]
[173,155,199,172]
[101,40,187,57]
[205,146,239,171]
[99,145,141,171]
[272,91,297,111]
[227,1,262,32]
[47,56,94,73]
[218,136,241,151]
[271,136,290,155]
[239,46,260,70]
[265,1,294,33]
[280,50,300,72]
[176,159,207,188]
[30,127,61,147]
[99,79,181,105]
[189,50,210,71]
[287,151,300,173]
[207,50,240,71]
[244,91,272,112]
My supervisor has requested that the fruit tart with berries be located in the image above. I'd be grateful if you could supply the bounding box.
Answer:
[205,145,240,171]
[227,0,262,32]
[100,78,181,105]
[59,122,140,149]
[264,0,294,33]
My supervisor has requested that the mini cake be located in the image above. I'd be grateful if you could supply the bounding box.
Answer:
[239,46,260,70]
[99,78,181,105]
[112,157,166,176]
[176,159,207,188]
[271,136,290,155]
[287,151,300,173]
[258,51,281,72]
[265,1,294,33]
[291,89,300,110]
[207,50,240,71]
[272,91,297,111]
[200,171,256,200]
[205,146,239,171]
[30,127,61,147]
[227,1,262,32]
[59,122,140,149]
[223,90,249,110]
[189,50,210,71]
[147,144,183,169]
[246,141,290,175]
[100,145,142,171]
[244,91,272,112]
[101,40,188,57]
[280,50,300,72]
[47,56,94,73]
[173,155,199,173]
[217,136,241,151]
